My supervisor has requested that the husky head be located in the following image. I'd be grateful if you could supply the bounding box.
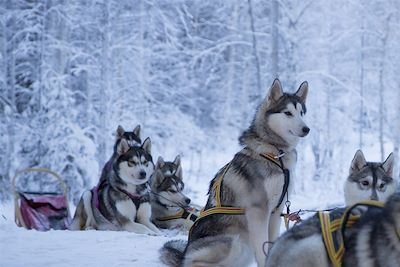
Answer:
[113,125,141,152]
[344,150,397,206]
[151,155,191,209]
[240,79,309,150]
[113,137,154,185]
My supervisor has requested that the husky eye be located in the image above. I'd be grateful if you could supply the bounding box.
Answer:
[127,161,135,167]
[361,181,370,186]
[284,111,293,117]
[378,183,386,191]
[168,189,177,193]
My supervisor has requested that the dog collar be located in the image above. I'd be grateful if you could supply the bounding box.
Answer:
[117,187,149,210]
[259,153,281,166]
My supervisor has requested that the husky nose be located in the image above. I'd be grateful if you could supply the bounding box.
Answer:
[185,198,191,205]
[302,126,310,135]
[139,171,146,179]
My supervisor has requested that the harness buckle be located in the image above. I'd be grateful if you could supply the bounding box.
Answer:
[274,152,285,159]
[285,200,291,214]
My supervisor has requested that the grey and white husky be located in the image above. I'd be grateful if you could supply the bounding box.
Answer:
[344,150,396,205]
[150,156,197,229]
[343,192,400,267]
[265,150,397,267]
[70,138,161,235]
[160,79,309,267]
[99,125,142,183]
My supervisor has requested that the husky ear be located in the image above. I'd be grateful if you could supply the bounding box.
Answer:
[153,169,165,188]
[266,79,283,105]
[295,81,308,103]
[350,150,367,173]
[117,139,130,155]
[142,137,152,155]
[116,125,125,138]
[133,125,141,140]
[156,156,165,169]
[173,155,181,166]
[382,153,394,177]
[175,165,183,180]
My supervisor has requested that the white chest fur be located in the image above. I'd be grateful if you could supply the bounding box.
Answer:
[116,200,137,221]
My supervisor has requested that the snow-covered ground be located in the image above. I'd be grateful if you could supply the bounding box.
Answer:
[0,202,184,267]
[0,188,344,267]
[0,153,345,267]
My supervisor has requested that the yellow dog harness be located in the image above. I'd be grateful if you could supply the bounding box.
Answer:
[156,207,199,223]
[189,151,286,237]
[319,200,384,267]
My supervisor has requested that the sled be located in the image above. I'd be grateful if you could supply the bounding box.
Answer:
[12,168,71,231]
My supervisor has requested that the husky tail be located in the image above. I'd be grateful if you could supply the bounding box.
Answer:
[160,240,187,267]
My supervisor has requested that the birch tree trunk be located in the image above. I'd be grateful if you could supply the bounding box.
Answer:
[358,18,365,149]
[138,0,149,128]
[99,0,110,166]
[378,15,391,161]
[225,2,238,125]
[271,0,279,78]
[247,0,262,97]
[5,0,15,186]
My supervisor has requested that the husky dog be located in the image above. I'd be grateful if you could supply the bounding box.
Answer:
[99,125,142,183]
[343,192,400,267]
[160,79,309,267]
[150,156,197,229]
[70,138,161,235]
[344,150,396,206]
[265,151,397,267]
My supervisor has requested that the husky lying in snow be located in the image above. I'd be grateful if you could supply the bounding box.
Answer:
[70,138,161,235]
[150,156,198,230]
[265,150,397,267]
[160,79,309,267]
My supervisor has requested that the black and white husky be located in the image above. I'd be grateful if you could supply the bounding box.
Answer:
[160,79,309,267]
[99,125,142,183]
[70,138,161,235]
[265,150,397,267]
[343,192,400,267]
[150,156,198,230]
[344,150,396,205]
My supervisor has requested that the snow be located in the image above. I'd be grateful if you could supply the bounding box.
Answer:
[0,184,344,267]
[1,0,399,265]
[0,142,347,267]
[0,203,184,267]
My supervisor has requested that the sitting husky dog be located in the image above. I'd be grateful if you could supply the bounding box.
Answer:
[150,156,198,229]
[160,79,309,267]
[70,138,161,235]
[99,125,142,183]
[265,151,397,267]
[344,150,395,205]
[343,192,400,267]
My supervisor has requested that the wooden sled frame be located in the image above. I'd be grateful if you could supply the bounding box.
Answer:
[11,168,70,228]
